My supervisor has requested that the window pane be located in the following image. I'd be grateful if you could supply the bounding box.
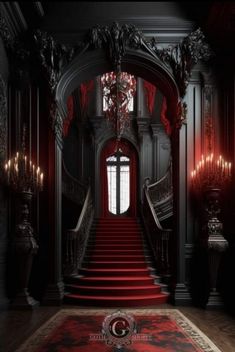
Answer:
[107,165,117,214]
[120,165,130,213]
[120,156,130,162]
[107,155,117,162]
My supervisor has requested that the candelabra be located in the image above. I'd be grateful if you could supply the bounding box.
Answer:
[4,140,44,308]
[191,153,231,191]
[191,153,231,308]
[4,152,43,193]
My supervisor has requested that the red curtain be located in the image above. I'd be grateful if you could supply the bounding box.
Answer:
[63,95,74,137]
[143,80,157,116]
[100,138,137,217]
[80,79,94,115]
[160,97,172,136]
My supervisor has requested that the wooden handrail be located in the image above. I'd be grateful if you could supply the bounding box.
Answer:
[145,161,173,220]
[144,187,164,231]
[64,185,94,276]
[62,159,87,205]
[147,160,172,191]
[142,184,172,282]
[67,186,91,234]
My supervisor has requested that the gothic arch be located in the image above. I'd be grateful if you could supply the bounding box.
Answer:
[56,48,179,130]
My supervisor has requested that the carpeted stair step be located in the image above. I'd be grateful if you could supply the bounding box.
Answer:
[66,284,162,296]
[91,244,143,250]
[83,261,148,269]
[66,275,157,286]
[89,239,143,245]
[79,268,150,277]
[64,216,169,307]
[64,293,169,307]
[85,254,150,261]
[85,249,146,255]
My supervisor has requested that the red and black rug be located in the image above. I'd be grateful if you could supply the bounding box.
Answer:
[16,309,221,352]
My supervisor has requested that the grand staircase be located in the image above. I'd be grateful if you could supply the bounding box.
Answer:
[64,217,169,307]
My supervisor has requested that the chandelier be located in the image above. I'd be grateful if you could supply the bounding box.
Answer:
[101,71,136,140]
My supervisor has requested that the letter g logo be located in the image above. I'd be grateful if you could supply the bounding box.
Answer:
[109,317,130,338]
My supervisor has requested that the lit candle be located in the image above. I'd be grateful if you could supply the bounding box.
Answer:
[229,162,232,176]
[219,155,222,169]
[36,167,40,184]
[225,162,228,177]
[5,163,8,171]
[40,173,44,187]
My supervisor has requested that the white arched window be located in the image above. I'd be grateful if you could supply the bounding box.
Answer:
[106,152,130,215]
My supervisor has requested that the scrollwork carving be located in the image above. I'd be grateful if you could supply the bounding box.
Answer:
[33,30,77,93]
[0,13,14,48]
[176,100,188,129]
[89,22,144,70]
[0,13,30,88]
[150,28,212,97]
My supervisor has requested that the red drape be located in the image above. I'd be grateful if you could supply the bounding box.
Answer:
[100,138,137,217]
[143,80,157,116]
[80,79,94,114]
[160,97,172,136]
[63,95,74,137]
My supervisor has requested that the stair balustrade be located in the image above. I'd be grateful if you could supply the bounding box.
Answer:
[142,178,172,284]
[148,162,173,221]
[62,160,87,205]
[64,185,94,276]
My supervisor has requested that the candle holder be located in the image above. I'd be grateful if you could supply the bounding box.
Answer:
[3,131,44,309]
[191,153,231,308]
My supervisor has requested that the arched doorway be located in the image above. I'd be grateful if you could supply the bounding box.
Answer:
[100,138,138,217]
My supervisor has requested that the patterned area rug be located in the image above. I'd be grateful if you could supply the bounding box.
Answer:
[16,309,221,352]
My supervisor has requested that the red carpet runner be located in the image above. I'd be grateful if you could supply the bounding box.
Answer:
[64,217,169,306]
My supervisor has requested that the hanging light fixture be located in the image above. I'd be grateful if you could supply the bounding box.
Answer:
[101,71,136,141]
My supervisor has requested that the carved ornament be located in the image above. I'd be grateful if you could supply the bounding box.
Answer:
[176,100,188,129]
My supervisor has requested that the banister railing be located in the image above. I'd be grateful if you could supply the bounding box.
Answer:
[142,181,172,282]
[148,162,173,205]
[147,162,173,221]
[63,185,94,276]
[62,160,87,205]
